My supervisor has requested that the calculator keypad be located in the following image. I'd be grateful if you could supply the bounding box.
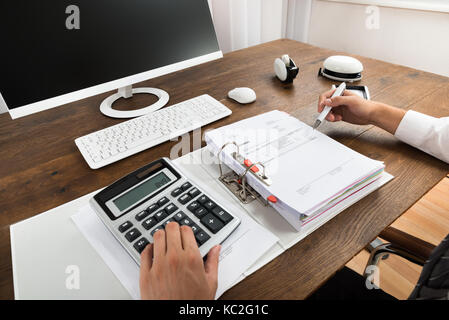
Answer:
[125,228,141,242]
[201,213,225,234]
[135,210,150,222]
[142,217,157,230]
[195,231,210,245]
[118,221,133,233]
[134,238,149,253]
[120,180,234,254]
[154,210,168,222]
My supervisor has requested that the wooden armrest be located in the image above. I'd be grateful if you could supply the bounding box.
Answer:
[379,226,436,262]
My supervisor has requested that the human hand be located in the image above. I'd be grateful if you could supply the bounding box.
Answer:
[139,222,221,300]
[317,88,379,125]
[317,88,406,134]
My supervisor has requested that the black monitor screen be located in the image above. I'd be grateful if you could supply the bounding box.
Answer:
[0,0,220,110]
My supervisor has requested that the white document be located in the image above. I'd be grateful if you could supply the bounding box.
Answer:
[71,171,279,299]
[205,110,385,225]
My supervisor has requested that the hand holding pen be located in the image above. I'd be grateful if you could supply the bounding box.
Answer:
[313,82,346,130]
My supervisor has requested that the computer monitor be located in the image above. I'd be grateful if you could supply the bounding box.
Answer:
[0,0,222,119]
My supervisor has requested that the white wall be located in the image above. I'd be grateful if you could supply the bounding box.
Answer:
[208,0,290,53]
[308,0,449,77]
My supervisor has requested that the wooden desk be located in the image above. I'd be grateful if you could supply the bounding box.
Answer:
[1,39,448,299]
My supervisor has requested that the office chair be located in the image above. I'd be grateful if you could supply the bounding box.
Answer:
[365,226,449,300]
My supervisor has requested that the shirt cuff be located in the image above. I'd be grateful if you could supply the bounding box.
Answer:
[394,110,436,147]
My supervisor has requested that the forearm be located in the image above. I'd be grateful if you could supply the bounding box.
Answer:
[394,111,449,164]
[370,102,406,135]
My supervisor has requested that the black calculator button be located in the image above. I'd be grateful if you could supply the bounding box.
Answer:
[195,230,210,246]
[178,194,191,205]
[165,203,178,214]
[125,228,141,242]
[181,182,192,191]
[188,187,201,198]
[194,207,208,219]
[118,221,133,233]
[133,238,149,254]
[155,210,168,222]
[135,210,150,222]
[158,197,169,206]
[180,217,193,226]
[147,203,159,213]
[200,213,224,234]
[164,218,175,226]
[151,226,164,237]
[190,223,200,234]
[204,200,216,211]
[187,201,201,213]
[142,217,157,230]
[212,207,234,224]
[197,195,209,205]
[173,211,186,222]
[171,188,183,197]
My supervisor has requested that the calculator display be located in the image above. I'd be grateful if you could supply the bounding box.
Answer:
[113,172,171,214]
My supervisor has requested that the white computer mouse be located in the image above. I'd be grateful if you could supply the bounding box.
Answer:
[228,87,256,104]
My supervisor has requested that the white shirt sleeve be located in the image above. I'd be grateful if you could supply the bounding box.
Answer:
[394,110,449,164]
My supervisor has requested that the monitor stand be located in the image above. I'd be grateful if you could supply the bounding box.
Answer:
[99,85,169,118]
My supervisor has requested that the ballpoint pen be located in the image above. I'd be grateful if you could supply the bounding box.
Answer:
[313,82,346,130]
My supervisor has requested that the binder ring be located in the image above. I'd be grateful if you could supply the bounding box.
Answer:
[240,161,266,201]
[241,162,268,180]
[217,141,240,176]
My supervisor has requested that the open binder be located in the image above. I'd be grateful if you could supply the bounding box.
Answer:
[205,110,389,231]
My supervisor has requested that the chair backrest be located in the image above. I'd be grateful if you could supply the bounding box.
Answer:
[409,234,449,300]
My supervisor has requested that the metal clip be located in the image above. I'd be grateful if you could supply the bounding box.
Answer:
[216,142,268,206]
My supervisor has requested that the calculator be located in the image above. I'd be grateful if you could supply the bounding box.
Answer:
[90,158,241,264]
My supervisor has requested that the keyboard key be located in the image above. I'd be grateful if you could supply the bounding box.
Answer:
[142,217,157,230]
[163,218,176,227]
[135,210,150,222]
[165,203,178,214]
[154,210,168,222]
[147,203,159,213]
[212,207,234,224]
[195,230,210,246]
[180,217,193,227]
[188,188,201,198]
[151,226,164,237]
[190,223,200,234]
[125,228,141,242]
[133,238,149,254]
[194,207,208,219]
[200,213,224,234]
[173,211,186,222]
[204,200,216,211]
[187,201,201,213]
[181,182,192,191]
[171,188,183,197]
[118,221,133,233]
[158,197,169,206]
[178,194,192,205]
[197,195,209,205]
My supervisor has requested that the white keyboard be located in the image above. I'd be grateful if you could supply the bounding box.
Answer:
[75,94,232,169]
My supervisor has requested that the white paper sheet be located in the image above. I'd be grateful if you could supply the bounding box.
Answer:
[72,198,279,299]
[205,110,385,218]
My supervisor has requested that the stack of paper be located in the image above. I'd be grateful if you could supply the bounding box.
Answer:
[205,110,385,231]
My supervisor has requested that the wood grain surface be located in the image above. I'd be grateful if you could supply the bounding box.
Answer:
[0,39,448,299]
